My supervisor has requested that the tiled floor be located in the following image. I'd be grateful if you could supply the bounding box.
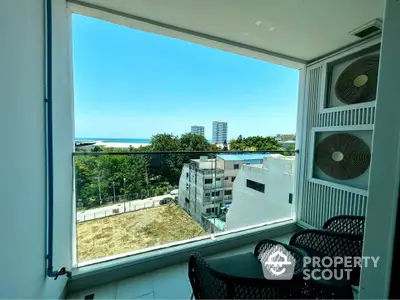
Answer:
[67,234,292,299]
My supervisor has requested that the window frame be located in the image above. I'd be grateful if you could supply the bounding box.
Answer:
[211,191,221,197]
[246,179,265,193]
[224,190,232,196]
[68,8,304,278]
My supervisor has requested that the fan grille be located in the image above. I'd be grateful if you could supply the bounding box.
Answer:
[315,133,371,180]
[335,54,379,105]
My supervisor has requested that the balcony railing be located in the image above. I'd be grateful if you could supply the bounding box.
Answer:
[73,149,296,264]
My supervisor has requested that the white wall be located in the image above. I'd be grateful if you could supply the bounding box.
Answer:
[359,0,400,298]
[226,155,294,230]
[197,160,214,169]
[0,0,73,298]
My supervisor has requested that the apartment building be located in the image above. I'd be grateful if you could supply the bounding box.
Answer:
[178,153,266,225]
[190,125,205,136]
[178,158,224,224]
[212,121,228,144]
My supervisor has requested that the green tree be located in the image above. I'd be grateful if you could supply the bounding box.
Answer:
[229,135,283,151]
[123,154,151,195]
[150,133,181,151]
[283,145,296,156]
[75,132,224,210]
[180,133,210,151]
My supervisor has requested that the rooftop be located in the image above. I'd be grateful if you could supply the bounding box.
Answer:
[191,158,215,163]
[217,153,267,161]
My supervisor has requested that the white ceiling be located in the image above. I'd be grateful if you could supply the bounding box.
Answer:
[69,0,384,68]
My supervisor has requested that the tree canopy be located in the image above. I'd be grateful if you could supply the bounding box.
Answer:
[75,133,294,209]
[75,133,221,209]
[229,135,282,151]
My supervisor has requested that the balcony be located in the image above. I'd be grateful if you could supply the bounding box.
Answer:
[3,0,397,298]
[74,150,296,266]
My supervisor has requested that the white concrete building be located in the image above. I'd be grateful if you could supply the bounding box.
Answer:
[225,154,295,231]
[190,125,205,136]
[178,158,225,224]
[212,121,228,144]
[178,154,266,225]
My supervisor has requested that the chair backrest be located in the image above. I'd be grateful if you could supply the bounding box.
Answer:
[289,229,364,286]
[323,215,365,235]
[290,229,363,258]
[188,252,304,299]
[188,253,230,299]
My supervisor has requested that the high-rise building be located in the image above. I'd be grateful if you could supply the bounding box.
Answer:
[191,125,205,136]
[212,121,228,144]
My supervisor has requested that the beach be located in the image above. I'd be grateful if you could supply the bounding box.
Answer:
[94,141,150,149]
[76,138,151,149]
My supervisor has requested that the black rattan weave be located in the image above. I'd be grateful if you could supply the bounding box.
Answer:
[188,252,304,299]
[188,240,307,299]
[323,215,365,235]
[188,239,354,299]
[290,228,363,287]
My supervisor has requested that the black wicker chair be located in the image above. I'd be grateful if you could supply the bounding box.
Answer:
[188,240,307,299]
[290,218,364,287]
[255,239,355,299]
[322,215,365,235]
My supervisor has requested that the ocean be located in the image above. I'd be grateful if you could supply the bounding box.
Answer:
[76,137,220,143]
[76,138,151,143]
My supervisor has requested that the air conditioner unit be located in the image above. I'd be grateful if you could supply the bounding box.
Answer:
[312,130,372,190]
[324,49,380,109]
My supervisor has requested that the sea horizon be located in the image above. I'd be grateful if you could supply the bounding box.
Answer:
[76,137,151,143]
[75,137,225,143]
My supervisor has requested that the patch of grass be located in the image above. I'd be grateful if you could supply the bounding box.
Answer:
[77,204,206,262]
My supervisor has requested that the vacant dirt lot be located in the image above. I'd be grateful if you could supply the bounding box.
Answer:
[77,204,206,262]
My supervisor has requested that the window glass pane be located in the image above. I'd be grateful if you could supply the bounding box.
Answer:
[74,150,297,263]
[246,179,265,193]
[72,14,298,264]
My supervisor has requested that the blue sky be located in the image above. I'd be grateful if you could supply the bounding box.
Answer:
[73,14,299,140]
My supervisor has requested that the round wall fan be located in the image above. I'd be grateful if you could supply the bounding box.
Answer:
[315,133,371,180]
[335,54,379,104]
